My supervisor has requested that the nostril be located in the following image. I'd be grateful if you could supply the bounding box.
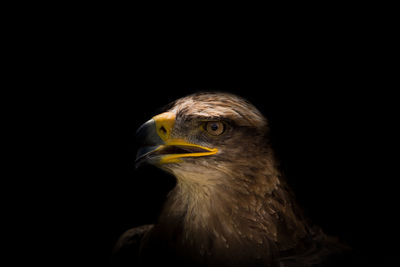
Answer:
[160,126,167,135]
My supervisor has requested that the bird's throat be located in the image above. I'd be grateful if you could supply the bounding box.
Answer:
[158,168,310,258]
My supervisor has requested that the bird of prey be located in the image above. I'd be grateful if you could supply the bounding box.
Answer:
[113,92,347,267]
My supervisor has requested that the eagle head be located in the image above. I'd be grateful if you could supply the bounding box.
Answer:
[136,92,275,186]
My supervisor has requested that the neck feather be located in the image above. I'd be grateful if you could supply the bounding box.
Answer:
[159,162,311,259]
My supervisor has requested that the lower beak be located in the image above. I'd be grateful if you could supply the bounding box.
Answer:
[135,113,218,167]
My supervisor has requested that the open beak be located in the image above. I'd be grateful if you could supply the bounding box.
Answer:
[135,112,218,167]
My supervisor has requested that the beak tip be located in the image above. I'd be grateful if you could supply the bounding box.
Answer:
[136,119,164,146]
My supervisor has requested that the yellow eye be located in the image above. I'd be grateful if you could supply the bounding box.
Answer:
[205,121,225,136]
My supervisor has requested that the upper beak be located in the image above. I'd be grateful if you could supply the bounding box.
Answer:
[135,112,218,167]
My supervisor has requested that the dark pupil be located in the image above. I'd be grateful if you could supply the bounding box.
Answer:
[210,123,219,131]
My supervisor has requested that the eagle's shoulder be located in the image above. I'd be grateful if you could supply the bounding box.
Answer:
[112,224,154,266]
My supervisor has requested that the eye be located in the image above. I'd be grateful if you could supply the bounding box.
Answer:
[205,121,225,136]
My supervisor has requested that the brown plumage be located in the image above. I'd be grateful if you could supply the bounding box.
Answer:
[113,92,347,266]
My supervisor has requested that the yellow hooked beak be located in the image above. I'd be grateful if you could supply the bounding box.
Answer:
[135,112,218,166]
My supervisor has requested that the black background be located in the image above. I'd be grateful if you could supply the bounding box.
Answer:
[26,15,395,266]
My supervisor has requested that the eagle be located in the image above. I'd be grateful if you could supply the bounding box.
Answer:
[113,92,347,267]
